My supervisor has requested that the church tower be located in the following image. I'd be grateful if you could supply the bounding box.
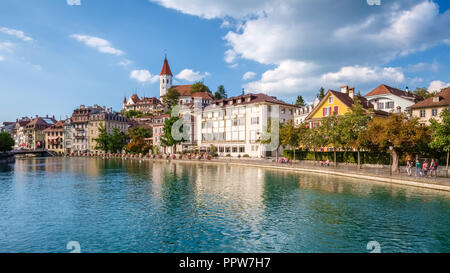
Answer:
[160,56,173,97]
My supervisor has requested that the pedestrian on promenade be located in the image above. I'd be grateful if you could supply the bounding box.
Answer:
[430,159,438,178]
[406,160,413,176]
[415,160,422,177]
[423,160,429,177]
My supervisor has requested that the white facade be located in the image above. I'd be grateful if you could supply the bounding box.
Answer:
[194,95,296,158]
[294,98,320,126]
[160,74,172,97]
[367,94,415,114]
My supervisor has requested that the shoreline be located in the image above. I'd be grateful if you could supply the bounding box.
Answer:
[49,155,450,193]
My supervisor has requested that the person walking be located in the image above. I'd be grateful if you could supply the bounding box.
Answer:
[406,160,413,176]
[430,159,438,178]
[423,160,429,177]
[415,160,422,177]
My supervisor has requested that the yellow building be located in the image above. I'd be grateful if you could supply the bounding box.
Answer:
[24,116,57,150]
[305,86,387,128]
[88,110,129,154]
[44,121,65,154]
[411,87,450,125]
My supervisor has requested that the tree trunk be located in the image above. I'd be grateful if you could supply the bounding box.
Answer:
[357,149,361,169]
[314,150,316,166]
[390,149,399,174]
[334,150,337,167]
[447,151,449,171]
[293,148,296,163]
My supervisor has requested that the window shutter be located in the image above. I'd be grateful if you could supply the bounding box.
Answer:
[323,108,326,116]
[334,106,339,115]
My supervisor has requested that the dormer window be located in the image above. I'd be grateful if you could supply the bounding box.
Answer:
[433,97,440,103]
[247,97,251,102]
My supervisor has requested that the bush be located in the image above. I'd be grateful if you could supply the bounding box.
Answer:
[226,154,231,157]
[243,154,250,158]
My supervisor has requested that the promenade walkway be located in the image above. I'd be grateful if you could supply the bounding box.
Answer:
[201,158,450,192]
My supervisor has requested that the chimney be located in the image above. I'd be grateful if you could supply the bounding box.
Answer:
[405,86,410,93]
[52,115,55,119]
[80,105,85,109]
[94,104,98,108]
[35,115,38,118]
[349,88,355,99]
[341,85,349,94]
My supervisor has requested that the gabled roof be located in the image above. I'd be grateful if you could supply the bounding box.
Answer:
[411,87,450,109]
[43,121,64,132]
[160,57,173,76]
[305,89,387,120]
[365,84,422,101]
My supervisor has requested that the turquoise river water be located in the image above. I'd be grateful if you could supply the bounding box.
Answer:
[0,158,449,253]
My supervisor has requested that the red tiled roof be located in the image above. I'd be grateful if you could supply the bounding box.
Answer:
[160,58,173,76]
[410,87,450,109]
[212,93,296,108]
[365,84,422,101]
[43,121,64,132]
[171,85,192,96]
[192,92,214,100]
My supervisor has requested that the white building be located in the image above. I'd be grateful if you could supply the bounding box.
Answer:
[294,98,320,126]
[364,84,423,114]
[195,93,297,158]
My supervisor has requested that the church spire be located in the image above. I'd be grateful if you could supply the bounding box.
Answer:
[160,55,173,76]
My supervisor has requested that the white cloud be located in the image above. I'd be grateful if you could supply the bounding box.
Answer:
[224,49,237,64]
[0,42,14,52]
[244,60,406,96]
[428,80,450,92]
[242,71,256,81]
[118,59,132,67]
[130,70,159,84]
[70,34,124,56]
[0,56,4,62]
[67,0,81,5]
[176,69,210,82]
[0,27,32,41]
[321,66,405,86]
[406,61,439,73]
[151,0,450,98]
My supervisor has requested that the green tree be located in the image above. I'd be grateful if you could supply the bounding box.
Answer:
[280,120,299,161]
[363,114,431,173]
[161,116,184,153]
[339,99,372,169]
[126,126,152,155]
[214,85,227,100]
[108,128,126,153]
[162,87,180,109]
[316,87,325,100]
[123,110,144,118]
[190,82,211,95]
[0,131,14,152]
[320,115,343,166]
[413,87,435,99]
[295,96,306,107]
[94,124,110,152]
[429,109,450,170]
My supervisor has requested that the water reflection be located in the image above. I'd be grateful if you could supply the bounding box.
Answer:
[0,158,449,253]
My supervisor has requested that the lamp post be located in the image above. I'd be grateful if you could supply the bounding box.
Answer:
[389,146,393,176]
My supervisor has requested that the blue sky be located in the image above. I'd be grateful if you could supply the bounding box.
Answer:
[1,0,450,122]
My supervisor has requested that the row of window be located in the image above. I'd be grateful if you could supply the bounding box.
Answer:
[378,101,395,109]
[218,146,246,153]
[420,109,439,118]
